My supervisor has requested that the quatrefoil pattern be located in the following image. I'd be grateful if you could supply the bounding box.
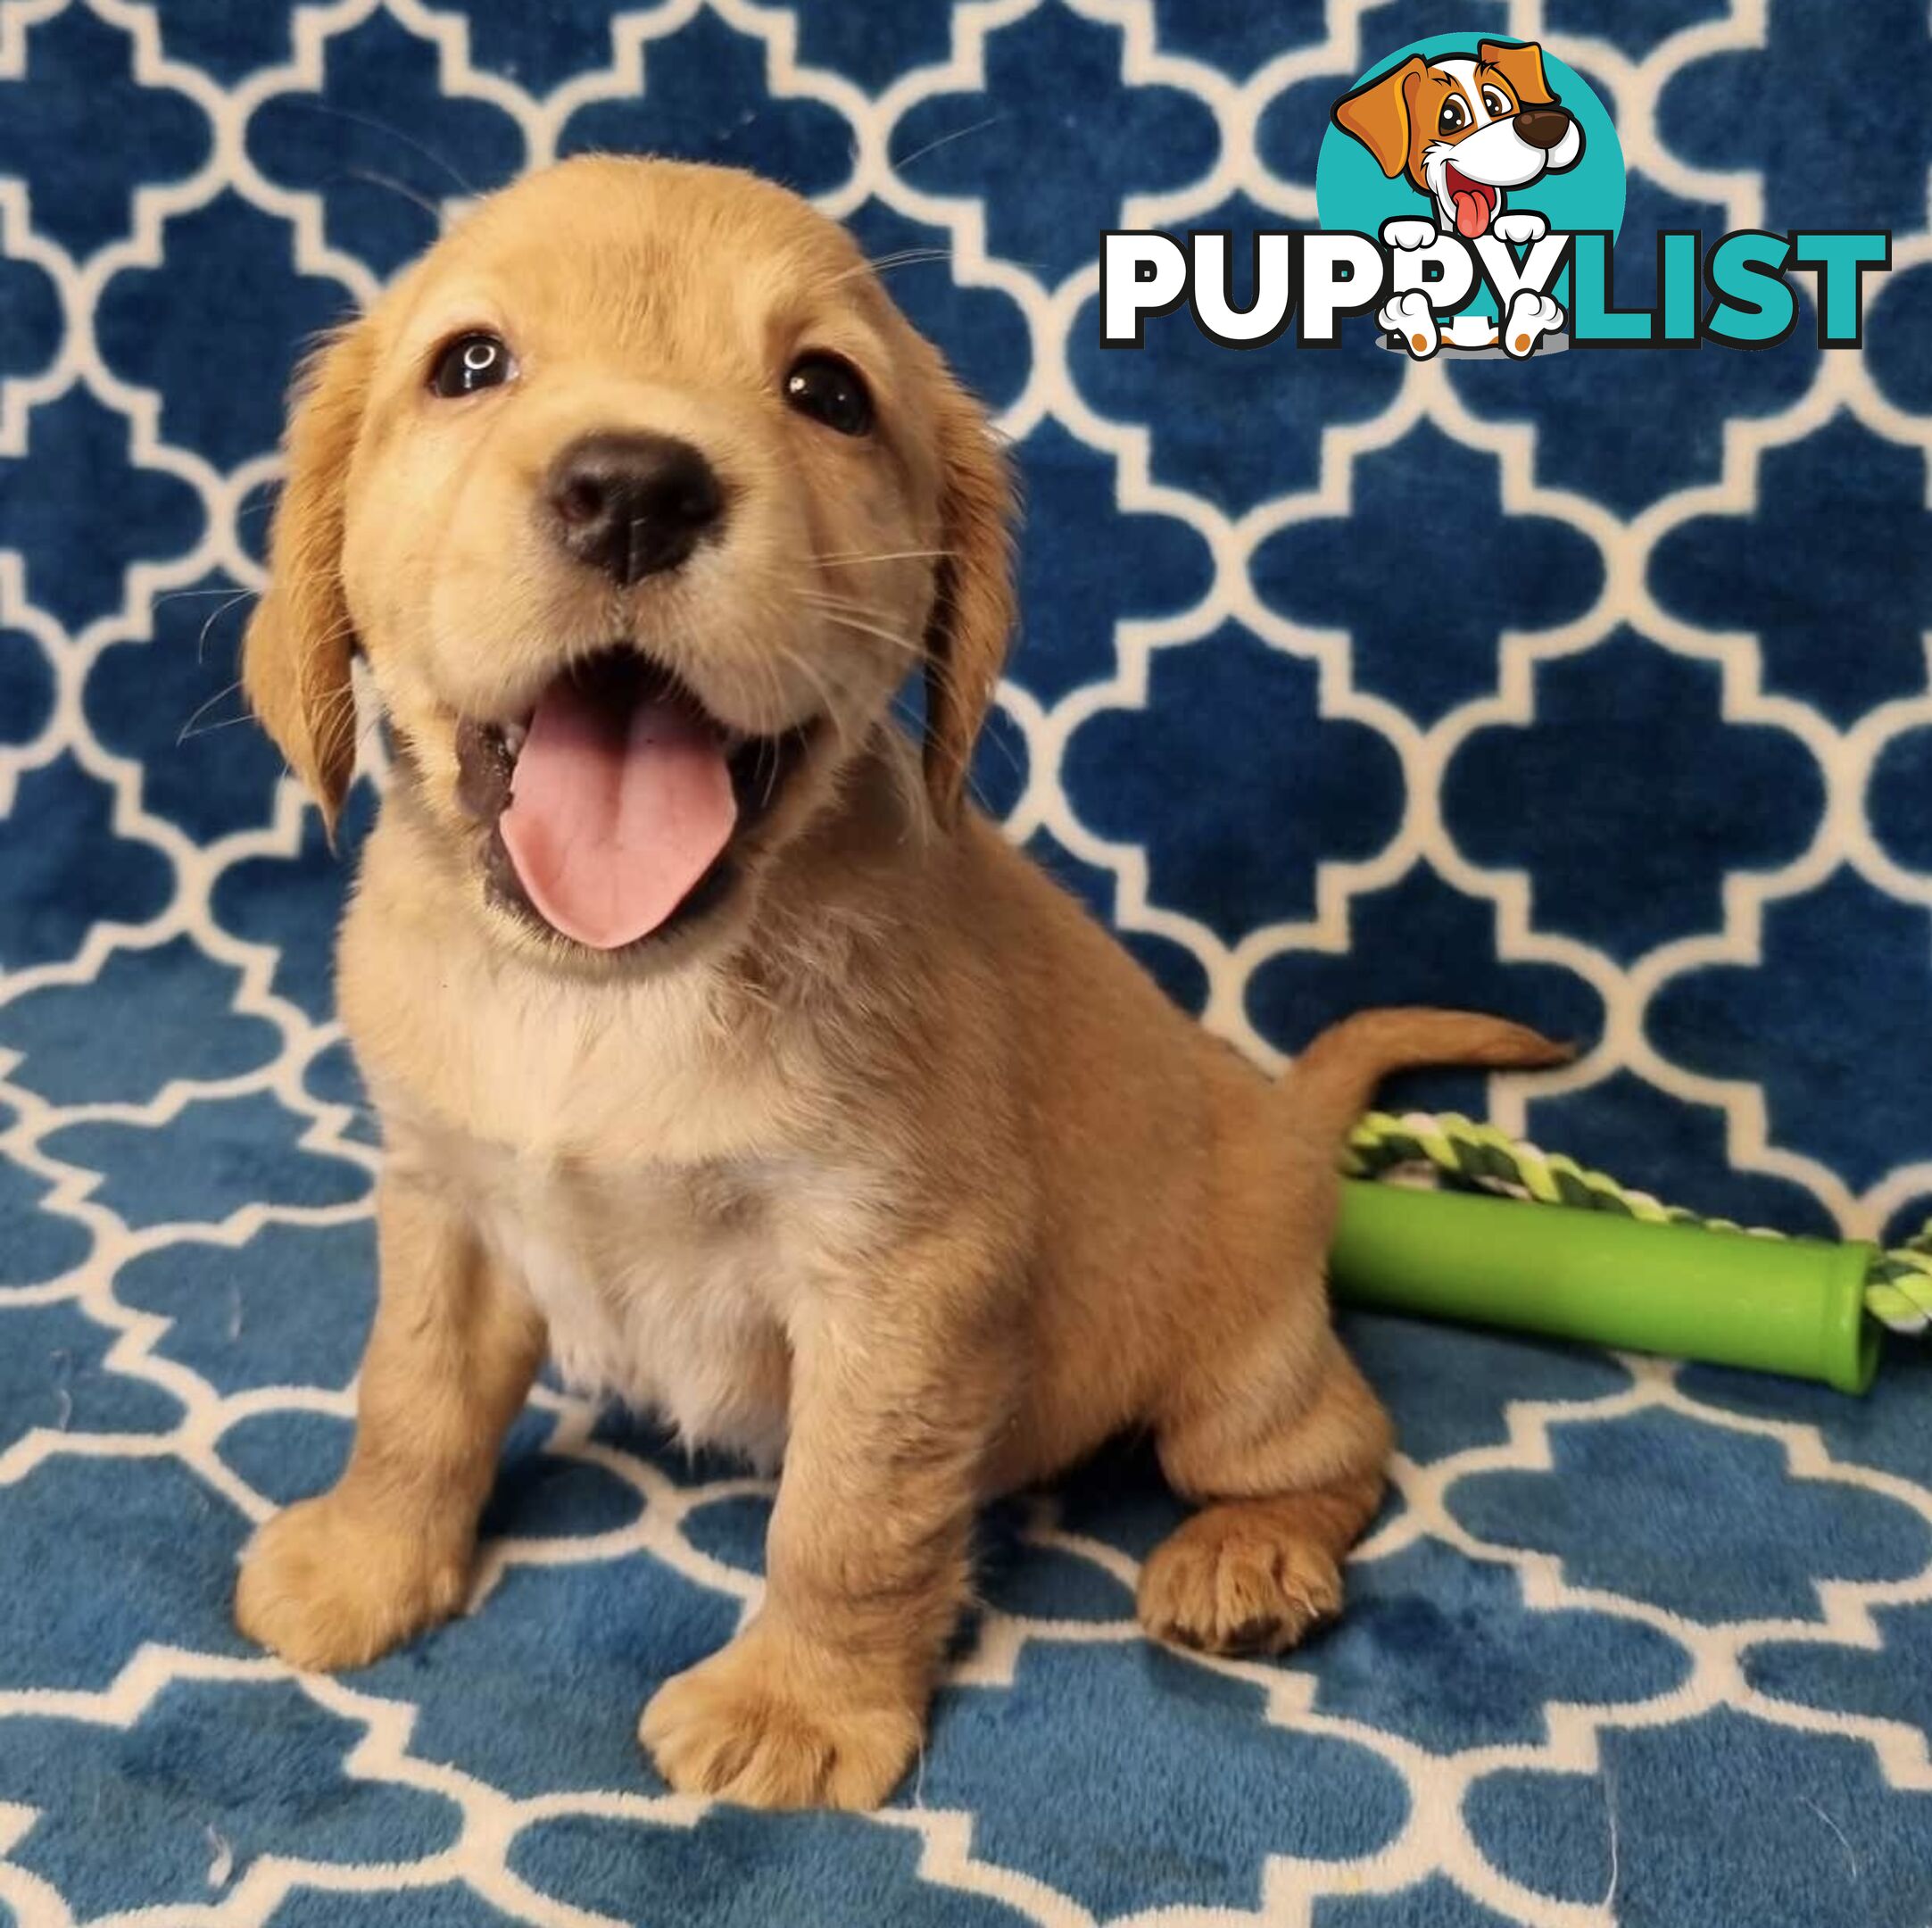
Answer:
[3,3,1931,1923]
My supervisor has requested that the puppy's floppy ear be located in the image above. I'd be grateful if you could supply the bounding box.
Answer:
[244,318,375,835]
[921,371,1016,828]
[1331,55,1427,178]
[1478,39,1558,107]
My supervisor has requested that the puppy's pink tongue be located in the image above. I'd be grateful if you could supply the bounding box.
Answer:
[500,678,736,950]
[1455,190,1490,238]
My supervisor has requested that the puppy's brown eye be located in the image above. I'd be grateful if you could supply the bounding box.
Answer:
[784,354,873,436]
[1439,96,1468,135]
[429,331,516,398]
[1480,86,1511,118]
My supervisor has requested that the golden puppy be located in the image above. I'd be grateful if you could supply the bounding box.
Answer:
[232,155,1563,1810]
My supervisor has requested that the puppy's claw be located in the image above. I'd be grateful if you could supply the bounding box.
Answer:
[235,1493,470,1672]
[1138,1511,1343,1658]
[641,1629,921,1811]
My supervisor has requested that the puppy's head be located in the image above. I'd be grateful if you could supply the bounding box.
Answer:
[1331,40,1582,238]
[245,156,1013,964]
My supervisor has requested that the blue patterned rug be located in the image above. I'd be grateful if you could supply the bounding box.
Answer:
[4,3,1932,1924]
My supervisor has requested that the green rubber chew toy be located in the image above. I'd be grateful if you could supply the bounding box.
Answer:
[1331,1179,1878,1393]
[1331,1112,1932,1395]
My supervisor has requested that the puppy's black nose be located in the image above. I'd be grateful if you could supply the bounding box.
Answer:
[545,431,724,585]
[1514,108,1571,151]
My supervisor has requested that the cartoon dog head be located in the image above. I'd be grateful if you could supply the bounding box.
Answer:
[1331,40,1583,239]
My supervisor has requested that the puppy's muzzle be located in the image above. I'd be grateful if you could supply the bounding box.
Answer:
[1513,108,1572,153]
[546,430,725,585]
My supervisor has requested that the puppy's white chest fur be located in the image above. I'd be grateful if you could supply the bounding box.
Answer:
[352,880,891,1467]
[469,1151,799,1465]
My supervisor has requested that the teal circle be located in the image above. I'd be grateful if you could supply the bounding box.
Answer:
[1316,35,1624,242]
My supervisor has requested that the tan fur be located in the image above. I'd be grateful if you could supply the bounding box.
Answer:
[244,320,376,830]
[232,156,1566,1809]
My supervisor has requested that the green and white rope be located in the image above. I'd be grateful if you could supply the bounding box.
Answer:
[1343,1111,1932,1338]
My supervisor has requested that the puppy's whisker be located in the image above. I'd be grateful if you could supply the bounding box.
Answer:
[750,648,792,751]
[154,586,254,605]
[195,590,259,663]
[787,579,906,615]
[178,678,245,745]
[873,247,954,269]
[182,711,264,742]
[812,549,956,566]
[792,578,897,603]
[829,248,955,290]
[765,635,852,758]
[752,608,850,749]
[344,167,450,225]
[796,593,908,627]
[811,611,1022,785]
[733,623,834,762]
[284,102,478,195]
[811,609,926,661]
[807,610,994,732]
[892,115,1005,175]
[788,594,974,708]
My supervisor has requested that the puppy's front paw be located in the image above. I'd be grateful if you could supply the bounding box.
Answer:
[1138,1508,1343,1658]
[641,1627,921,1810]
[236,1492,470,1671]
[1491,211,1548,245]
[1380,216,1439,251]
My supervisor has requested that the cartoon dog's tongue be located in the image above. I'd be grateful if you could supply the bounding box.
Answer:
[500,670,736,951]
[1445,167,1496,238]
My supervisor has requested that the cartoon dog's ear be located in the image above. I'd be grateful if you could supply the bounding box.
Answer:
[921,369,1016,829]
[1479,39,1558,107]
[244,319,375,836]
[1331,55,1427,179]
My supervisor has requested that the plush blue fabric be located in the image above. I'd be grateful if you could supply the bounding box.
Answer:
[3,3,1931,1924]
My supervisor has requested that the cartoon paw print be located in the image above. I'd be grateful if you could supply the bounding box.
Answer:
[1504,288,1564,356]
[1379,288,1439,358]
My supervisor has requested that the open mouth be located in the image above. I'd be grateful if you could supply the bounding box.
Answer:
[1444,163,1498,238]
[455,646,817,952]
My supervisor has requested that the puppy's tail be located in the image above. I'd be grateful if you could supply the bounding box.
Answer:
[1283,1008,1571,1150]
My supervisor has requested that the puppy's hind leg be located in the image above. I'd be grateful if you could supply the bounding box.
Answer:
[1135,1007,1558,1657]
[1138,1328,1390,1657]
